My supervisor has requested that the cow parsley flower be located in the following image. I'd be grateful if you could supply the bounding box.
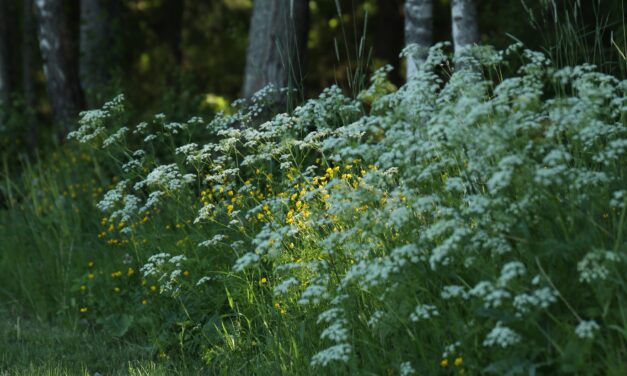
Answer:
[575,320,600,339]
[498,261,526,286]
[483,322,521,348]
[102,126,129,148]
[198,234,225,247]
[233,252,260,272]
[513,287,557,315]
[310,344,351,367]
[399,361,416,376]
[441,285,469,300]
[610,190,626,209]
[320,320,349,342]
[577,250,620,283]
[273,277,300,295]
[410,304,440,322]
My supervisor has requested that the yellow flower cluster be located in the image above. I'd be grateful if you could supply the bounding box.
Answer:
[282,161,368,228]
[440,356,465,374]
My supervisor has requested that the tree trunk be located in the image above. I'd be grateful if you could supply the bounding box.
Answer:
[22,0,38,149]
[34,0,84,133]
[162,0,184,65]
[404,0,433,79]
[451,0,480,56]
[242,0,309,104]
[374,0,403,86]
[0,0,11,106]
[80,0,120,108]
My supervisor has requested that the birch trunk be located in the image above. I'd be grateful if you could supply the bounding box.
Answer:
[451,0,480,57]
[35,0,84,132]
[404,0,433,79]
[242,0,309,102]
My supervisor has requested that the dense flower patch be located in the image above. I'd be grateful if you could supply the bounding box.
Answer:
[68,43,626,374]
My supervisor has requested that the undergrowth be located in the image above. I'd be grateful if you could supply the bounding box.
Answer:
[1,42,626,375]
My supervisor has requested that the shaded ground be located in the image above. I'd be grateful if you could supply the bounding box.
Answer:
[0,306,204,375]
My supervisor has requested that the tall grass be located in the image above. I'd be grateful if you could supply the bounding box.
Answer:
[522,0,626,77]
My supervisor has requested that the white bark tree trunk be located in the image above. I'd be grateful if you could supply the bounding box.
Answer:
[34,0,84,132]
[242,0,309,102]
[451,0,480,57]
[404,0,432,79]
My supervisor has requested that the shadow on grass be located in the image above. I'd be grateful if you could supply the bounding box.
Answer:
[0,308,205,375]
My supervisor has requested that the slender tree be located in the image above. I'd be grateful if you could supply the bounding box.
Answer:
[80,0,121,107]
[34,0,84,132]
[375,0,403,85]
[22,0,36,109]
[161,0,184,65]
[242,0,309,103]
[404,0,433,79]
[22,0,38,148]
[451,0,480,56]
[0,0,11,106]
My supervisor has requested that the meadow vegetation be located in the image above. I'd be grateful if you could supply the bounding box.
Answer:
[1,40,626,375]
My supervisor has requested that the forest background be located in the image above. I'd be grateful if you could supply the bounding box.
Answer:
[0,0,624,156]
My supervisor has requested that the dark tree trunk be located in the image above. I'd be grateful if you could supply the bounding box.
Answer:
[404,0,433,79]
[242,0,309,104]
[80,0,121,107]
[162,0,184,65]
[0,0,11,106]
[34,0,84,133]
[22,0,38,149]
[374,0,403,86]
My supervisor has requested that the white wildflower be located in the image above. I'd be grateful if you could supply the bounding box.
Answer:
[399,361,416,376]
[409,304,439,322]
[310,344,351,367]
[273,277,300,295]
[577,250,620,283]
[575,320,600,339]
[483,322,521,348]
